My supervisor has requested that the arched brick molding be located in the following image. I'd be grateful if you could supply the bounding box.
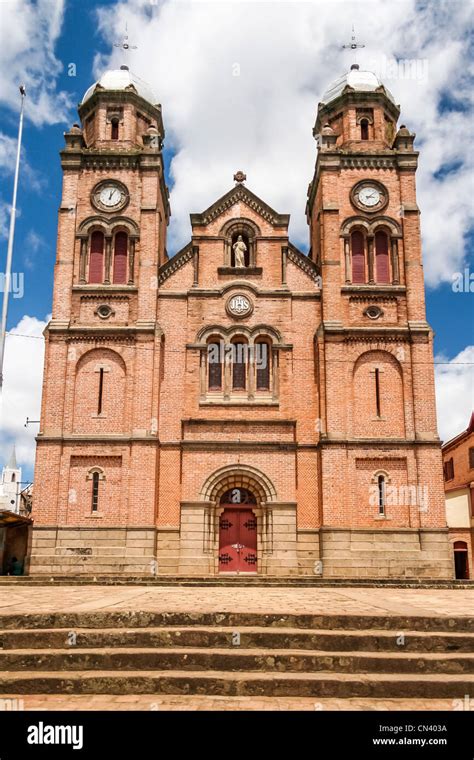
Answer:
[351,349,405,438]
[72,347,127,434]
[200,465,277,504]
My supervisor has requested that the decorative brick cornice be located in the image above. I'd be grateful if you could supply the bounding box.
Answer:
[287,244,321,283]
[341,156,396,170]
[190,185,289,228]
[158,242,193,285]
[348,295,398,304]
[341,285,406,297]
[319,437,441,447]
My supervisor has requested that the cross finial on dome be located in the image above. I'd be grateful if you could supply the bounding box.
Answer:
[342,24,365,65]
[114,23,138,55]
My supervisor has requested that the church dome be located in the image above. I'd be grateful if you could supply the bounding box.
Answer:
[321,64,395,105]
[81,65,158,106]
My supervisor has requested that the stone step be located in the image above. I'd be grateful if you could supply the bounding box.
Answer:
[1,576,472,588]
[0,647,472,674]
[1,611,472,632]
[0,693,460,711]
[0,670,472,698]
[1,626,472,653]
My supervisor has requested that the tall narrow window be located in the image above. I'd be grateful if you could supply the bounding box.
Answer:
[469,447,474,469]
[113,232,128,284]
[375,230,390,283]
[208,341,222,390]
[97,368,104,415]
[360,119,369,140]
[351,230,365,283]
[91,471,100,512]
[377,474,386,515]
[444,458,454,481]
[111,119,119,140]
[232,341,247,390]
[375,368,381,417]
[256,341,270,390]
[89,231,104,283]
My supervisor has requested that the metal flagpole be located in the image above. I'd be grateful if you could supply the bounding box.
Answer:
[0,84,26,392]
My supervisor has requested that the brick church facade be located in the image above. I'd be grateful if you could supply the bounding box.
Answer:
[30,63,452,578]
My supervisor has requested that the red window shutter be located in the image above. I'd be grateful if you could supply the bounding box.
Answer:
[113,232,128,284]
[351,231,365,283]
[375,231,390,283]
[89,231,104,283]
[256,342,270,390]
[208,343,222,390]
[232,342,246,390]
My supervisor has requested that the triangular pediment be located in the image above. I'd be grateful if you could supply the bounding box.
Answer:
[190,184,290,228]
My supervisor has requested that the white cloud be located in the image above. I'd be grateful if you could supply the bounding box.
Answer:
[92,0,473,284]
[435,346,474,443]
[0,0,72,125]
[0,314,48,471]
[23,230,47,269]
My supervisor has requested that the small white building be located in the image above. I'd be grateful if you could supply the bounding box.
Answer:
[0,447,21,514]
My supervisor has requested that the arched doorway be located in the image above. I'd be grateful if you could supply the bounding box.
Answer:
[218,488,258,574]
[453,541,469,580]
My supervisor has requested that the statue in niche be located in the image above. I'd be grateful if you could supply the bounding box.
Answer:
[232,235,247,268]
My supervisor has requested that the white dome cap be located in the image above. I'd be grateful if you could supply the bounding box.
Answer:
[81,65,158,106]
[321,64,395,105]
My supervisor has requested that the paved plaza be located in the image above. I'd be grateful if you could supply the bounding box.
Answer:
[0,585,472,618]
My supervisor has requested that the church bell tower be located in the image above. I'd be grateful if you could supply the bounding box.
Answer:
[31,62,170,574]
[307,62,452,578]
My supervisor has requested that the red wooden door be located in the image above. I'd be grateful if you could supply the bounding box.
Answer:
[219,508,257,573]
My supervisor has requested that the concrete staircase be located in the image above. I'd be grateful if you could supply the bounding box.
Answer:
[0,611,472,700]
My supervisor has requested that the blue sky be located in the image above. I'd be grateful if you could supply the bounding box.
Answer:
[0,0,473,478]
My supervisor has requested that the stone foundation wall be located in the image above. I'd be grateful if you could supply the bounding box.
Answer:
[30,524,453,579]
[320,528,453,579]
[30,526,157,575]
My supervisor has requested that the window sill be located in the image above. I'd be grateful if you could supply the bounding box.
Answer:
[341,285,405,294]
[73,284,138,292]
[200,399,278,407]
[374,515,391,520]
[217,267,263,276]
[83,513,104,519]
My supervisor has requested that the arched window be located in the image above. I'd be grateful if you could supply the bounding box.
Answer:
[11,473,15,483]
[207,340,223,391]
[360,119,369,140]
[113,231,128,284]
[89,231,104,283]
[91,471,100,512]
[377,474,386,515]
[111,118,119,140]
[375,230,390,283]
[351,230,365,283]
[232,339,247,390]
[255,340,270,391]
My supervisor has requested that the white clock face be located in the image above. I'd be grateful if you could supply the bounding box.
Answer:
[99,185,123,208]
[358,187,381,207]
